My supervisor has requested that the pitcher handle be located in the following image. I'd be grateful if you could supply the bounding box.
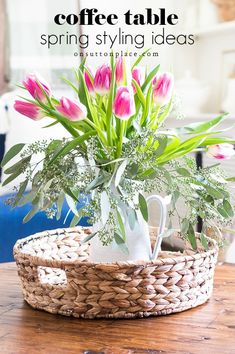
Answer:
[146,195,168,261]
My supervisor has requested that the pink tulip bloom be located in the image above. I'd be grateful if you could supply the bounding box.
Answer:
[152,72,174,106]
[56,97,87,121]
[84,68,95,94]
[113,86,136,120]
[132,66,145,92]
[94,64,112,95]
[116,57,132,87]
[207,144,235,160]
[14,100,44,120]
[23,73,51,101]
[115,57,125,86]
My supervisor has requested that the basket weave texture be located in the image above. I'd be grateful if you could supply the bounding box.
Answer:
[14,226,218,319]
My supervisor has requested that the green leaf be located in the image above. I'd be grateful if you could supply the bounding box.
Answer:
[85,174,109,193]
[187,223,197,250]
[223,200,234,218]
[1,169,23,187]
[127,208,137,230]
[138,168,156,180]
[81,231,98,244]
[1,143,25,167]
[23,194,43,223]
[157,98,173,125]
[48,131,96,166]
[142,64,160,93]
[43,120,59,129]
[115,160,127,187]
[164,135,181,154]
[23,207,40,223]
[98,157,126,167]
[200,137,235,146]
[176,167,191,177]
[70,213,82,227]
[200,233,209,250]
[127,162,139,177]
[56,192,65,220]
[18,189,38,207]
[79,57,87,72]
[18,95,37,105]
[177,114,227,135]
[226,177,235,182]
[106,59,116,145]
[31,171,42,188]
[162,168,172,185]
[158,132,222,164]
[116,210,126,240]
[16,84,27,90]
[172,190,180,208]
[77,68,96,121]
[4,156,31,175]
[49,142,65,161]
[217,204,231,219]
[177,132,217,151]
[153,136,168,157]
[204,163,221,170]
[132,79,146,109]
[12,180,28,207]
[141,84,152,126]
[114,232,129,255]
[139,193,148,222]
[131,48,150,69]
[66,193,79,216]
[205,185,224,200]
[181,219,189,234]
[62,77,79,94]
[63,188,79,202]
[46,140,62,154]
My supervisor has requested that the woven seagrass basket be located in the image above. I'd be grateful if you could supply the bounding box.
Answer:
[14,226,218,319]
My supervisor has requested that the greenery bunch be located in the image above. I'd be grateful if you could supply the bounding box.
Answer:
[1,52,235,251]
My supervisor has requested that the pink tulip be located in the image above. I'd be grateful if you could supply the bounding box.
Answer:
[115,57,125,86]
[23,74,51,101]
[56,97,87,121]
[94,64,112,95]
[84,68,94,94]
[132,67,145,87]
[132,66,145,92]
[207,144,235,160]
[113,86,136,120]
[116,57,132,87]
[14,100,44,120]
[152,72,174,106]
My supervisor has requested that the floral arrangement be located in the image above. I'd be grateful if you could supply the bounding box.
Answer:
[1,53,235,253]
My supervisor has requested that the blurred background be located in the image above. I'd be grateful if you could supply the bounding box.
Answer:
[0,0,235,262]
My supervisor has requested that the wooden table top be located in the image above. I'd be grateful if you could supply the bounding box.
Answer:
[0,262,235,354]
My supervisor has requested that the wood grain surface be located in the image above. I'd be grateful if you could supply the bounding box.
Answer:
[0,262,235,354]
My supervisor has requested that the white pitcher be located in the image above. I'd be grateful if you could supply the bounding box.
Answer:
[89,195,167,263]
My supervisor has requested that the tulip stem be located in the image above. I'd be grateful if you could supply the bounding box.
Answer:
[46,110,80,138]
[61,122,80,138]
[116,120,126,158]
[84,118,107,146]
[149,105,160,130]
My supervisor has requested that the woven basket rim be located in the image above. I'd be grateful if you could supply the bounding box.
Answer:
[13,226,218,269]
